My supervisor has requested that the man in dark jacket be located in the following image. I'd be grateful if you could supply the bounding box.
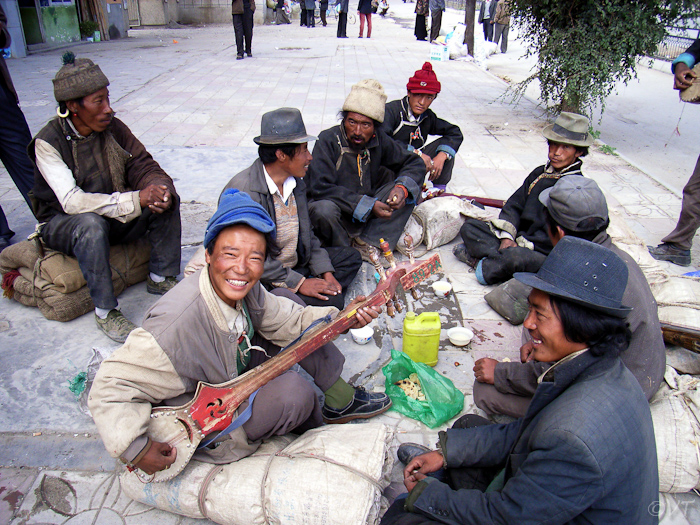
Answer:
[477,0,496,41]
[232,0,255,59]
[383,237,659,525]
[473,176,666,417]
[382,62,463,187]
[222,108,361,309]
[648,38,700,266]
[306,79,425,256]
[0,5,36,251]
[455,112,592,285]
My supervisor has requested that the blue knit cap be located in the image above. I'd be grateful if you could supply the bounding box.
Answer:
[204,189,276,248]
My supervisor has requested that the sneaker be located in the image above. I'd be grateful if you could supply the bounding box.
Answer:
[95,309,137,343]
[397,442,431,465]
[322,386,392,424]
[648,243,691,267]
[453,243,478,269]
[147,276,179,295]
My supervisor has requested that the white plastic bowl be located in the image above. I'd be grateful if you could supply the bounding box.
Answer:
[350,325,374,345]
[447,326,474,347]
[432,281,452,298]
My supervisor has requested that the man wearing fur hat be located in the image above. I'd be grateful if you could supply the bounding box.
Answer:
[382,62,463,187]
[88,190,391,476]
[28,55,182,343]
[454,112,592,286]
[306,79,425,256]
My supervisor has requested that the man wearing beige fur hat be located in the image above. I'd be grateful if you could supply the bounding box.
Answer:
[306,79,425,258]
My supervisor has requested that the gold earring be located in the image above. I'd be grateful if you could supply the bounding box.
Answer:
[57,106,69,118]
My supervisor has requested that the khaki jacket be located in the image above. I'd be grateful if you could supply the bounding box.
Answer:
[88,267,337,464]
[494,0,510,25]
[232,0,256,15]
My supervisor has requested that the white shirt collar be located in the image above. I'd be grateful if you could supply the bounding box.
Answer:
[263,165,297,204]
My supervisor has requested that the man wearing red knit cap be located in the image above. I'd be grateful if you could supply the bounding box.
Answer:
[381,62,463,187]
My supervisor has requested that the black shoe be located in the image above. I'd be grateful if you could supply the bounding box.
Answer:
[236,54,244,60]
[453,243,478,268]
[246,51,252,57]
[648,243,691,267]
[322,386,392,424]
[397,442,431,465]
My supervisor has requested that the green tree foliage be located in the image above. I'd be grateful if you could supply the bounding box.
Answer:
[510,0,698,115]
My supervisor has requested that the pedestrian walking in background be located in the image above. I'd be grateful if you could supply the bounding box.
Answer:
[478,0,495,41]
[320,0,328,25]
[429,0,444,42]
[0,5,36,252]
[305,0,316,27]
[232,0,255,59]
[414,0,429,41]
[337,0,349,37]
[275,0,291,24]
[358,0,373,37]
[492,0,510,53]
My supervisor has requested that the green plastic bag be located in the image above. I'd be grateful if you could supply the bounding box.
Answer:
[383,349,464,428]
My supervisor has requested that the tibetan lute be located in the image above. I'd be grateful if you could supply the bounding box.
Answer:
[140,249,442,482]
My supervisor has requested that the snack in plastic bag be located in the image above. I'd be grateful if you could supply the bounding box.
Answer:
[383,349,464,428]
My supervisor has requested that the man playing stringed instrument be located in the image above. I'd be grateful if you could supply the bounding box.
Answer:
[88,189,391,476]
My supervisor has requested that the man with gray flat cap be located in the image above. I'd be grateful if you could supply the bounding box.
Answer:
[305,79,426,259]
[472,176,665,418]
[222,108,361,310]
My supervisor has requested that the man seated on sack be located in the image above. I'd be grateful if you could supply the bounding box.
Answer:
[472,176,666,418]
[222,107,362,310]
[88,190,391,475]
[382,237,658,525]
[28,54,181,343]
[381,62,463,188]
[305,79,426,260]
[453,112,592,285]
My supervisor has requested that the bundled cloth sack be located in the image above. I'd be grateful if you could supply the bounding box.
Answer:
[0,239,150,322]
[396,196,491,256]
[650,366,700,493]
[120,423,393,525]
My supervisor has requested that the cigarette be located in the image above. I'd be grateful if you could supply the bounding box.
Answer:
[391,195,398,203]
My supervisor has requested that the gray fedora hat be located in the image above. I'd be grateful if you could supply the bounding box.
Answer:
[254,107,317,145]
[539,176,608,232]
[542,112,594,147]
[514,236,632,318]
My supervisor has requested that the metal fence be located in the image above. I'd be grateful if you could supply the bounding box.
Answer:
[653,26,700,61]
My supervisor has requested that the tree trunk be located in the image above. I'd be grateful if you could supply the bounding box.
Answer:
[464,0,476,56]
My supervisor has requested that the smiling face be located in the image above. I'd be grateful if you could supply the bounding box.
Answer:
[547,141,583,171]
[66,87,113,135]
[282,143,313,179]
[407,91,436,117]
[205,224,266,308]
[343,111,375,149]
[523,289,588,363]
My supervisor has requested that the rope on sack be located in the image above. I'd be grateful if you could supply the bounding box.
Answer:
[198,464,225,518]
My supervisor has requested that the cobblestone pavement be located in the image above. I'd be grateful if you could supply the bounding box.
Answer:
[0,4,698,524]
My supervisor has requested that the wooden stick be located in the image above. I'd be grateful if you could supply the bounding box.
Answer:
[660,321,700,354]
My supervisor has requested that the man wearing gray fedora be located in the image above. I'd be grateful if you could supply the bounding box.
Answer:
[384,237,658,525]
[222,108,362,310]
[472,176,666,418]
[454,112,593,286]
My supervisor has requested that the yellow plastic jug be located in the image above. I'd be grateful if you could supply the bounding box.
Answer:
[402,312,441,366]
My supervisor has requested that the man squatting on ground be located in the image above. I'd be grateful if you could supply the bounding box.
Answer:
[472,176,666,418]
[648,37,700,267]
[382,237,659,524]
[381,62,463,188]
[454,112,592,285]
[88,190,391,475]
[28,54,181,343]
[222,107,361,310]
[306,79,426,255]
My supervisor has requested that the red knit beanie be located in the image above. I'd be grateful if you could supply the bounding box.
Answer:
[406,62,441,94]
